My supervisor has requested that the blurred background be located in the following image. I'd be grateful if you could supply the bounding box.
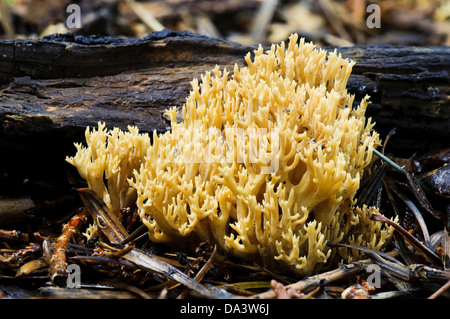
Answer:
[0,0,449,46]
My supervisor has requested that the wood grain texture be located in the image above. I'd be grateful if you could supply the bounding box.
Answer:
[0,30,448,196]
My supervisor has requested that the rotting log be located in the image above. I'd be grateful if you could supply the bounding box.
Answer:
[0,30,449,200]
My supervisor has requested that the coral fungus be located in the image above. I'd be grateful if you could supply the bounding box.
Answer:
[67,34,394,275]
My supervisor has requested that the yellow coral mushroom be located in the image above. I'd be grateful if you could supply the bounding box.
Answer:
[66,123,150,216]
[67,34,394,275]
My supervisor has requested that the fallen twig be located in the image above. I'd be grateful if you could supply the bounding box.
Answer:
[177,245,217,299]
[250,262,366,299]
[364,250,450,285]
[327,241,403,264]
[389,185,431,247]
[0,229,45,244]
[77,188,233,298]
[49,208,90,286]
[428,279,450,299]
[370,214,442,267]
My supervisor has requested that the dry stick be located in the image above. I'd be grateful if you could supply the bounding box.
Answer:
[177,245,217,299]
[390,185,431,247]
[0,0,14,37]
[405,170,440,221]
[318,0,353,45]
[1,242,41,266]
[364,250,411,282]
[95,242,135,258]
[370,214,442,267]
[250,0,278,42]
[362,141,433,197]
[371,146,434,197]
[100,279,153,299]
[71,255,138,269]
[49,208,90,286]
[365,250,450,289]
[120,223,148,246]
[126,0,165,32]
[428,279,450,299]
[356,161,387,207]
[196,13,222,39]
[0,229,45,244]
[77,188,231,298]
[250,262,364,299]
[393,233,419,266]
[327,241,403,265]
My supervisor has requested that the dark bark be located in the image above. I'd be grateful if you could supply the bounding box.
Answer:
[0,30,448,199]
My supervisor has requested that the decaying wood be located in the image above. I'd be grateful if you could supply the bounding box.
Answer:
[0,31,254,133]
[49,207,90,286]
[0,30,449,196]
